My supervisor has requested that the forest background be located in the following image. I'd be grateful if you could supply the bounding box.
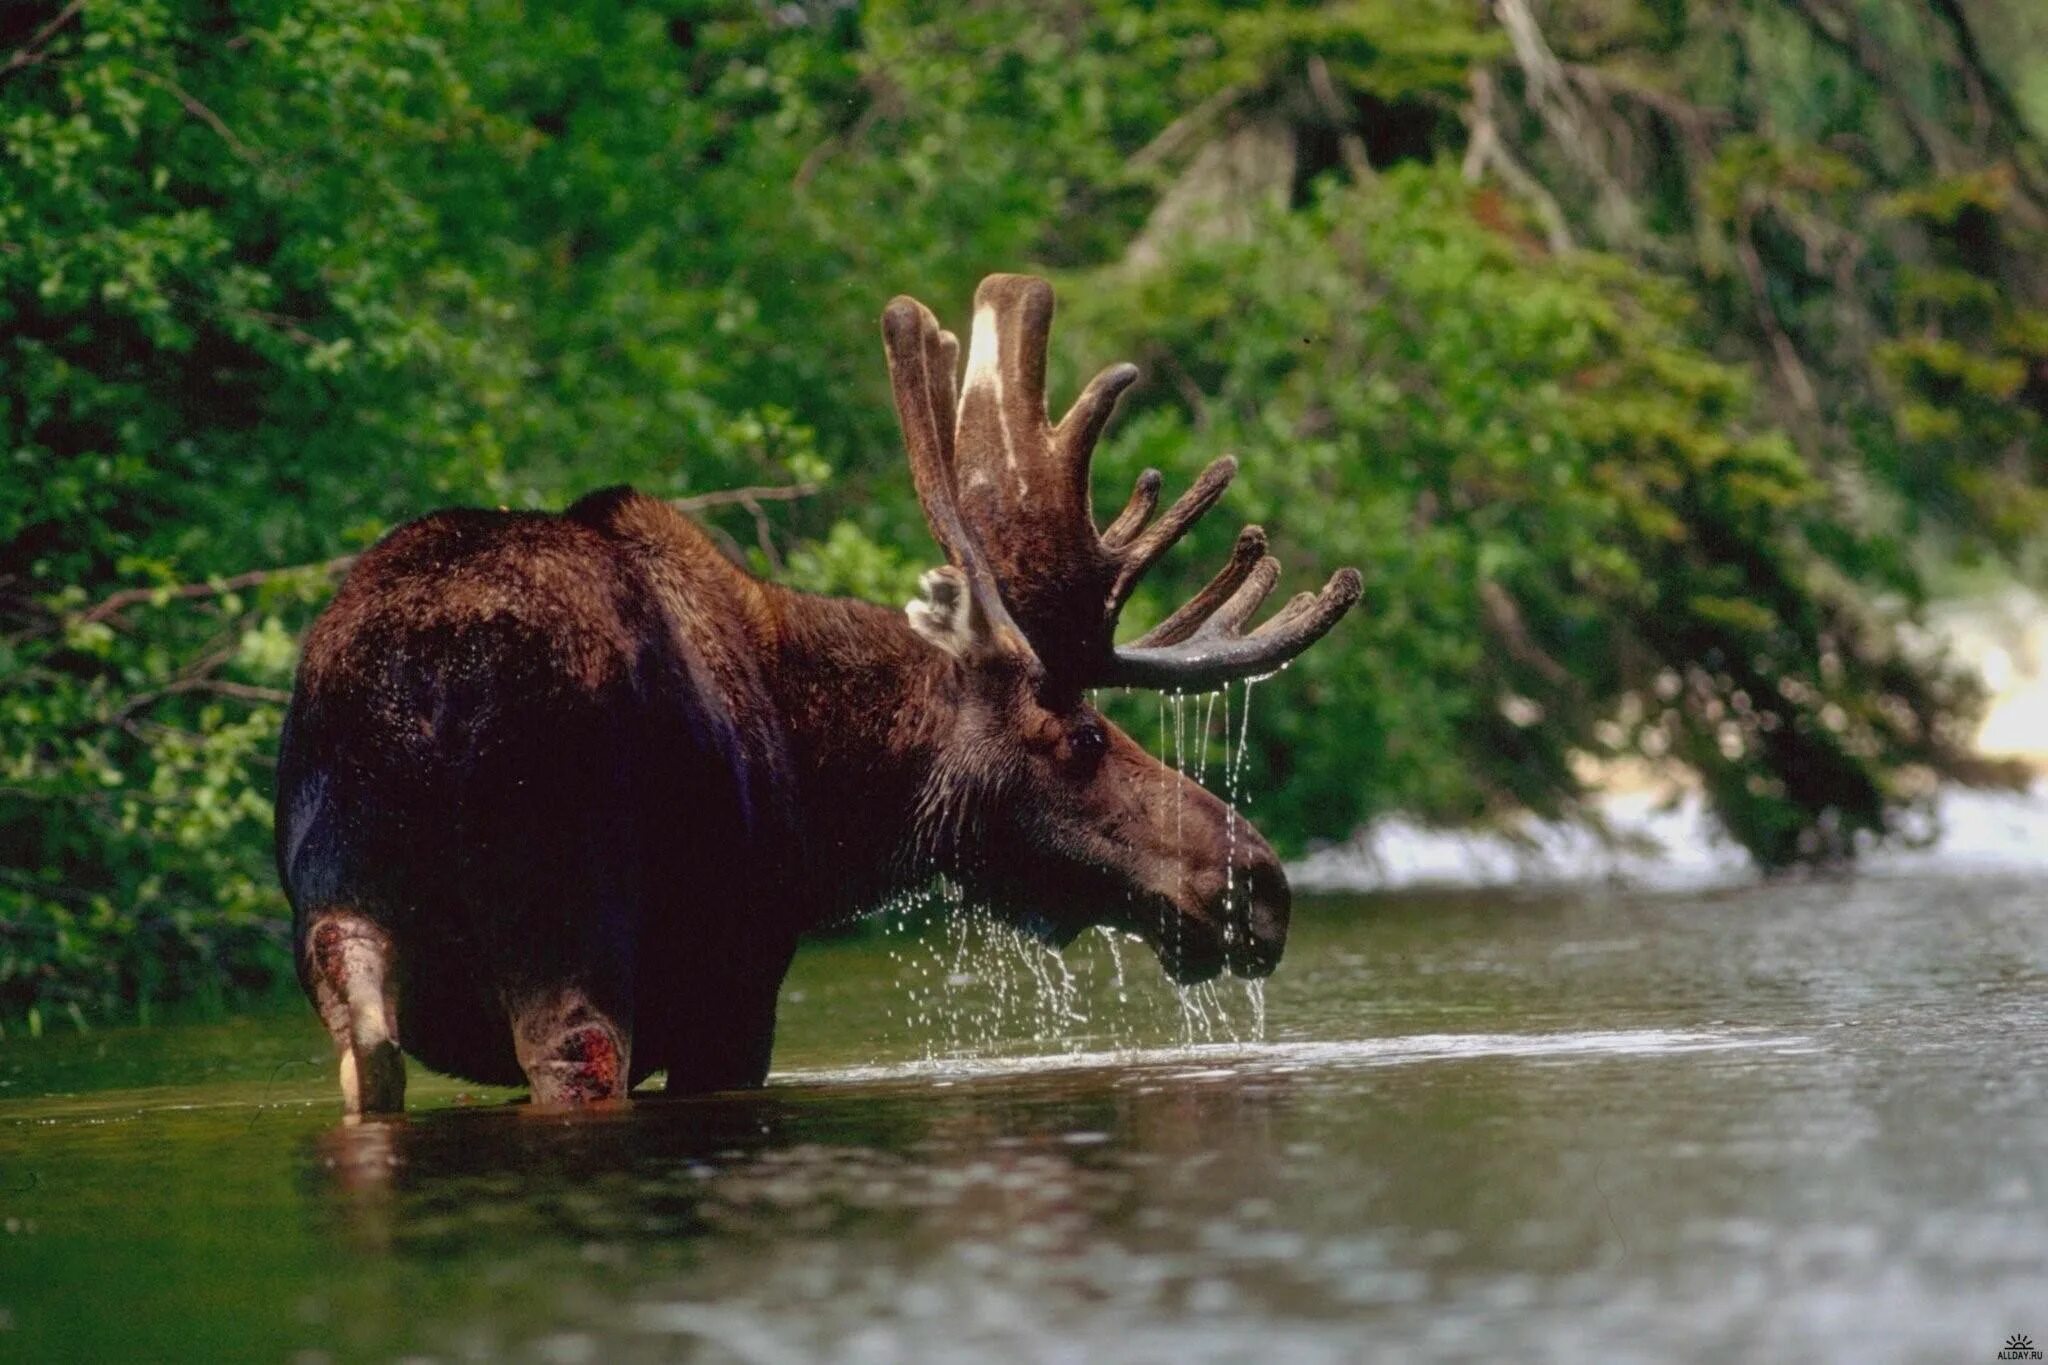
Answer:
[4,0,2044,1023]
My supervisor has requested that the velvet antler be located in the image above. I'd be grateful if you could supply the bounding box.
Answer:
[884,274,1360,692]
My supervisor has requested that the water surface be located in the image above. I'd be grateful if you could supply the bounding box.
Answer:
[2,873,2044,1362]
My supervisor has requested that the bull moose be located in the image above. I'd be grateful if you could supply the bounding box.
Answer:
[276,275,1361,1115]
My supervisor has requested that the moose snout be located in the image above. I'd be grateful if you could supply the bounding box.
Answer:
[1147,781,1293,983]
[1228,843,1291,979]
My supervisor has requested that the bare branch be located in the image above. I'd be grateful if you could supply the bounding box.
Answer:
[112,678,293,723]
[1559,61,1729,150]
[1305,56,1373,182]
[1129,82,1250,174]
[1733,208,1820,417]
[1924,0,2048,206]
[1463,69,1576,254]
[1479,580,1569,686]
[1776,0,1961,178]
[792,75,901,191]
[1490,0,1639,241]
[71,483,822,626]
[676,482,822,512]
[80,557,358,626]
[738,494,783,572]
[0,0,84,82]
[133,69,261,164]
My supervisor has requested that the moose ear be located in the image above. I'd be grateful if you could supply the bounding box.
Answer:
[905,566,990,658]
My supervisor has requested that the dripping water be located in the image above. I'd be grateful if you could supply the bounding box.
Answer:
[868,680,1268,1064]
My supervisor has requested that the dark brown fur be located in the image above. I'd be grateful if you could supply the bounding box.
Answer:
[278,486,1290,1112]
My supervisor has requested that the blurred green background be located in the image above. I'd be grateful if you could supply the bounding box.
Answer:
[3,0,2044,1024]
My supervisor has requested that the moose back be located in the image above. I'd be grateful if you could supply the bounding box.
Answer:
[276,275,1360,1115]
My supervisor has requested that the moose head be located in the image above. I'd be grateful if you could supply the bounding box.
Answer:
[880,276,1361,983]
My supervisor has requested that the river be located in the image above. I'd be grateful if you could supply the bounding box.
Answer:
[2,868,2044,1362]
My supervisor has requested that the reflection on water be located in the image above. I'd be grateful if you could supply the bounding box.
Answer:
[1,873,2045,1362]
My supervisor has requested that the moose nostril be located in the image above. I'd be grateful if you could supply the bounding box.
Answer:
[1247,858,1289,936]
[1229,856,1290,976]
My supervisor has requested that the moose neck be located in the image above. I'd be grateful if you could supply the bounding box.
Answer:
[756,585,963,922]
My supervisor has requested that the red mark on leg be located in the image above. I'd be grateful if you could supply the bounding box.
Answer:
[554,1024,622,1104]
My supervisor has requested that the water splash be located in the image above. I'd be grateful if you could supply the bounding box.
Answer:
[871,678,1273,1063]
[873,909,1269,1060]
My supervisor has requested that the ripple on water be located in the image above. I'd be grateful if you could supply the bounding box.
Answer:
[773,1027,1816,1088]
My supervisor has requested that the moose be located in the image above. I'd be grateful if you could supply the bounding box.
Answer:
[276,275,1360,1115]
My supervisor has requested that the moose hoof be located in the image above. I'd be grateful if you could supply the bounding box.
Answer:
[341,1039,407,1118]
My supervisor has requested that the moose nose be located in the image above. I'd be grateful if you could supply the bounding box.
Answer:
[1229,845,1291,979]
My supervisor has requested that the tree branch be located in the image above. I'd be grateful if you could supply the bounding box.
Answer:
[1923,0,2048,204]
[133,69,261,164]
[1734,208,1820,417]
[79,556,358,626]
[1479,580,1570,686]
[0,0,84,82]
[1489,0,1639,242]
[112,678,292,722]
[73,482,823,624]
[1305,56,1374,182]
[1559,61,1729,150]
[1463,69,1576,254]
[1777,0,1961,177]
[1129,83,1250,174]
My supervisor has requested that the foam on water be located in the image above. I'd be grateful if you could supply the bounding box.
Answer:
[1289,778,2048,894]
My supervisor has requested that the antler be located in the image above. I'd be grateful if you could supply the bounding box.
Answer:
[883,274,1361,694]
[880,294,1037,670]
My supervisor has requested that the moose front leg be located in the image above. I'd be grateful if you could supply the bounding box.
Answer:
[509,989,633,1109]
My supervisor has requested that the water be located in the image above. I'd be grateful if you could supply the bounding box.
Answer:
[3,872,2046,1362]
[1293,779,2048,894]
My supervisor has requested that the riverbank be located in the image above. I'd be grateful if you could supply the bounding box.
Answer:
[1291,585,2048,896]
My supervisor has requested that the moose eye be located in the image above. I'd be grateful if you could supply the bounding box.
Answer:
[1067,721,1109,770]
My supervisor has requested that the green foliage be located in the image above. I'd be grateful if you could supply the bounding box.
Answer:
[1,0,480,1023]
[1871,168,2048,547]
[1069,168,1981,861]
[0,0,2035,1022]
[1525,0,2048,563]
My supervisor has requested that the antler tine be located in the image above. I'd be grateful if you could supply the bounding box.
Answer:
[929,323,960,447]
[959,275,1061,491]
[1101,469,1162,550]
[1205,556,1282,635]
[1058,361,1141,505]
[1251,590,1320,639]
[1106,567,1364,692]
[882,297,965,562]
[1107,455,1237,612]
[1129,526,1269,648]
[963,276,1144,519]
[882,295,1033,659]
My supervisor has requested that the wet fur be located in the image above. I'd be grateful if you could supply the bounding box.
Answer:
[279,488,960,1094]
[278,485,1286,1106]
